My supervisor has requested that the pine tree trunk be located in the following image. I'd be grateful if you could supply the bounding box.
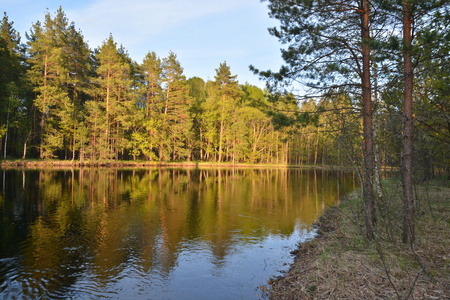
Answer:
[218,96,225,163]
[72,124,76,161]
[285,141,289,164]
[233,137,236,165]
[40,57,48,159]
[3,98,10,160]
[105,70,111,160]
[300,127,304,166]
[146,84,150,118]
[322,142,326,166]
[276,132,279,164]
[160,84,171,162]
[200,129,203,161]
[314,127,319,165]
[93,114,97,160]
[306,134,310,165]
[361,0,375,240]
[402,0,415,246]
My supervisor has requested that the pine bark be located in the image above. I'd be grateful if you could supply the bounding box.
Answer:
[361,0,375,240]
[402,0,415,246]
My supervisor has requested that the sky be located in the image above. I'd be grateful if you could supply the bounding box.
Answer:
[1,0,285,88]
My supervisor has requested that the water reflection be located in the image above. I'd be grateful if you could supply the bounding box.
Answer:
[0,168,356,299]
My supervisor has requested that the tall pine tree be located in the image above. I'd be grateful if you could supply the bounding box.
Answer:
[159,52,192,161]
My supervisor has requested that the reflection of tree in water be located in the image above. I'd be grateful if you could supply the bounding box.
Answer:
[0,168,357,298]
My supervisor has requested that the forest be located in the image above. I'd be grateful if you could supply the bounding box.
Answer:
[0,2,449,298]
[0,9,336,165]
[0,5,448,174]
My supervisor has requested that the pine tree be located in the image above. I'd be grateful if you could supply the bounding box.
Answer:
[0,12,24,158]
[27,9,70,158]
[62,24,91,160]
[212,62,241,162]
[375,0,449,245]
[131,51,163,160]
[93,35,133,160]
[187,77,207,160]
[142,51,163,118]
[252,0,379,239]
[159,52,192,161]
[26,8,92,159]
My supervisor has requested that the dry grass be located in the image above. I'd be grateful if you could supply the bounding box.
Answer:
[269,179,450,299]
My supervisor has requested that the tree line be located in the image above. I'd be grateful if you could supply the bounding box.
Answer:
[0,4,448,173]
[0,7,392,167]
[0,8,324,164]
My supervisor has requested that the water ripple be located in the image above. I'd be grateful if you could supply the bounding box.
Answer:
[0,168,356,299]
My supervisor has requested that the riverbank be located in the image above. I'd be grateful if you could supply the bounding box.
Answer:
[269,178,449,299]
[0,159,348,170]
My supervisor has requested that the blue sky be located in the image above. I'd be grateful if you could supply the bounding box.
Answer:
[1,0,284,88]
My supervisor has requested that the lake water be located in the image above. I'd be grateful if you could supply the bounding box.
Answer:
[0,168,356,299]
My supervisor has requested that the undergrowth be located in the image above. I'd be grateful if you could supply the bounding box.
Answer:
[269,178,449,299]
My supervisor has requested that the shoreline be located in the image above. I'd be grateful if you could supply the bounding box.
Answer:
[268,180,449,299]
[0,159,351,170]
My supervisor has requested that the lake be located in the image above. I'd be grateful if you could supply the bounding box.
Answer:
[0,168,356,299]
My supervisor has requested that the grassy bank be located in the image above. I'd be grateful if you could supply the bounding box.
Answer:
[269,178,449,299]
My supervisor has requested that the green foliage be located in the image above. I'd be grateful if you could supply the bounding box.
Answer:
[252,0,384,94]
[140,51,163,117]
[158,51,192,161]
[0,124,5,139]
[0,5,447,171]
[187,76,207,102]
[26,8,92,159]
[267,111,295,130]
[0,12,28,157]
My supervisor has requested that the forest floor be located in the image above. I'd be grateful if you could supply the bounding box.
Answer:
[268,178,449,299]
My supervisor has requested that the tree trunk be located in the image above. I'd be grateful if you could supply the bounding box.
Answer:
[402,0,415,246]
[361,0,375,240]
[3,98,10,160]
[233,137,236,165]
[300,127,304,166]
[306,134,311,164]
[285,141,289,164]
[80,144,84,162]
[93,113,97,160]
[276,132,279,164]
[40,57,48,159]
[218,95,225,163]
[105,69,111,160]
[23,138,28,159]
[72,130,76,161]
[314,127,319,165]
[373,55,383,204]
[159,83,171,162]
[200,129,203,161]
